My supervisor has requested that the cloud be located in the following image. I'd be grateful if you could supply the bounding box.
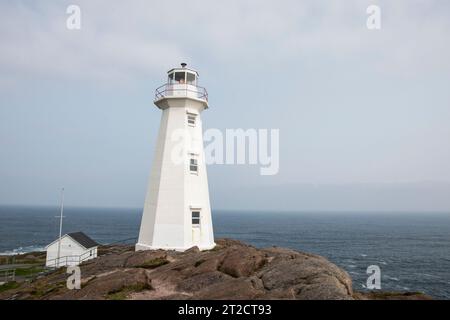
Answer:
[1,1,450,209]
[1,0,449,84]
[0,1,184,83]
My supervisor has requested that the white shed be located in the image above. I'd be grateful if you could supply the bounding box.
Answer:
[45,232,98,268]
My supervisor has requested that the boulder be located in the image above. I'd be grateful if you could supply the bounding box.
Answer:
[219,246,266,278]
[258,251,353,300]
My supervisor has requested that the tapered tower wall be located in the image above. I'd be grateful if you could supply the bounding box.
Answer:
[136,80,215,251]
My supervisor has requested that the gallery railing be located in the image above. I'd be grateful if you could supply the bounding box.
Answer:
[155,83,208,101]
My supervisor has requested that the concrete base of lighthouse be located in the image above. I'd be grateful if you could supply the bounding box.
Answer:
[135,242,216,252]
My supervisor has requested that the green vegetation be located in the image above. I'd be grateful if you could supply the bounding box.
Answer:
[15,266,45,277]
[0,281,20,293]
[107,290,128,300]
[29,281,65,298]
[137,257,169,269]
[106,283,152,300]
[0,252,46,265]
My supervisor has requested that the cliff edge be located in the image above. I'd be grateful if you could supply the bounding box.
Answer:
[0,239,431,300]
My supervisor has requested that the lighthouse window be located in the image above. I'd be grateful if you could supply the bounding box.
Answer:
[186,72,196,85]
[190,158,198,173]
[168,73,174,84]
[192,211,200,225]
[175,72,186,84]
[187,114,196,126]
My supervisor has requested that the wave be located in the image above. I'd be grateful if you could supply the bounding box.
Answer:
[422,273,439,278]
[0,245,46,256]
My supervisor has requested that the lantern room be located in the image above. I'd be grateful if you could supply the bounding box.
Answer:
[155,63,208,104]
[168,63,198,86]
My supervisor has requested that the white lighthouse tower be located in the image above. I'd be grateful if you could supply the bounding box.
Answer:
[136,63,215,251]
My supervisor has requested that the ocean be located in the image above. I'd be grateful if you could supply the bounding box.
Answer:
[0,205,449,299]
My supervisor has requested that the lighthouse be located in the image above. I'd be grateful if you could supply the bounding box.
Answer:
[136,63,215,251]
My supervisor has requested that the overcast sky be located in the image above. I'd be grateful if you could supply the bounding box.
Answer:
[1,0,450,211]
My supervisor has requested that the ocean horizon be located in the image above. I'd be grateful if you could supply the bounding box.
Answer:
[0,205,449,299]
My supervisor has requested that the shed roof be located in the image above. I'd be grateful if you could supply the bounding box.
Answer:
[46,231,98,250]
[67,232,98,249]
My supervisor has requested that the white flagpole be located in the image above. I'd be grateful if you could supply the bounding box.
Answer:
[56,187,65,267]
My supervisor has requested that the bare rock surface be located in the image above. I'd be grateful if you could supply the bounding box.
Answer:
[0,239,430,300]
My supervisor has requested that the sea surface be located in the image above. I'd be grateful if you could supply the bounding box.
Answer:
[0,206,449,299]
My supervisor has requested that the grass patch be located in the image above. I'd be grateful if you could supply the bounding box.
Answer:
[15,266,45,277]
[106,283,151,300]
[0,253,46,265]
[0,281,20,293]
[137,257,169,269]
[29,282,65,298]
[107,291,128,300]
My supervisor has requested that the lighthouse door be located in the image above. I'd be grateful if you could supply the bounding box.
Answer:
[191,211,201,245]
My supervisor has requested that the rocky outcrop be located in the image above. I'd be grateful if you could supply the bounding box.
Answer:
[0,239,352,300]
[0,239,430,300]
